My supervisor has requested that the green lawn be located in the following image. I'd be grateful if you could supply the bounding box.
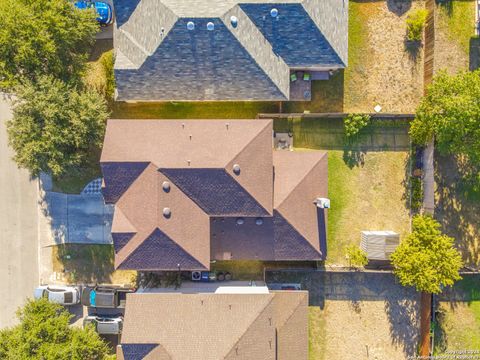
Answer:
[279,117,412,265]
[52,244,136,285]
[435,276,480,353]
[438,0,477,54]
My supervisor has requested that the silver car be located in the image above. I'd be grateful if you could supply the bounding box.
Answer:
[83,315,123,335]
[34,285,80,305]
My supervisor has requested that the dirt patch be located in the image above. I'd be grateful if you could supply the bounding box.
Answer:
[345,0,425,113]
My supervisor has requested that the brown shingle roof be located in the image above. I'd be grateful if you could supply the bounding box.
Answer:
[101,119,328,270]
[117,291,308,360]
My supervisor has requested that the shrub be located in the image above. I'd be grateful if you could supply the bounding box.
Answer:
[406,9,429,42]
[410,176,423,212]
[84,50,115,100]
[345,245,368,268]
[344,113,371,138]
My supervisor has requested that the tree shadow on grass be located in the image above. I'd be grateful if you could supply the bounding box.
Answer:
[54,244,115,284]
[434,152,480,270]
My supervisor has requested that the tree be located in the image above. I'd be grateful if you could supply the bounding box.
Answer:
[0,298,110,360]
[391,214,462,294]
[345,245,368,269]
[7,76,109,176]
[410,70,480,183]
[0,0,98,89]
[391,215,462,356]
[406,9,428,42]
[343,113,371,138]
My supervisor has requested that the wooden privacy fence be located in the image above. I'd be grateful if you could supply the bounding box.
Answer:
[257,112,415,120]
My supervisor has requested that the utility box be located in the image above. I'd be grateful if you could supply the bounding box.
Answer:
[360,231,400,261]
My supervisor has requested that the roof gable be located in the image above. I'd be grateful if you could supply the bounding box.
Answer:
[118,228,208,270]
[120,343,158,360]
[101,162,149,204]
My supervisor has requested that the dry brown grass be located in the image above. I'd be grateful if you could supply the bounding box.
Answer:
[345,1,425,113]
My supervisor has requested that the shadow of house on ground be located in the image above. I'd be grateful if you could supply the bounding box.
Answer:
[265,270,420,358]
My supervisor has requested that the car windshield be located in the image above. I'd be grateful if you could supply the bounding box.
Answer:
[47,287,65,292]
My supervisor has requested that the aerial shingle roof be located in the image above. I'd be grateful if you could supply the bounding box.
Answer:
[117,291,308,360]
[101,119,328,270]
[112,0,348,100]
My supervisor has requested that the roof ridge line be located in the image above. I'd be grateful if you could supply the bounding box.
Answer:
[275,152,326,210]
[222,5,290,98]
[221,295,276,359]
[118,28,153,57]
[275,292,307,330]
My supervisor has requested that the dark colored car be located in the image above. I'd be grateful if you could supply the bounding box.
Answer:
[74,1,113,25]
[81,286,135,308]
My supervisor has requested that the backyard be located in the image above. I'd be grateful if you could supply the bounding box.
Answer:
[434,153,480,269]
[434,0,477,74]
[276,117,412,265]
[435,275,480,354]
[266,271,420,360]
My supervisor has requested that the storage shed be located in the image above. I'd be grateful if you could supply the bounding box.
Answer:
[360,231,400,261]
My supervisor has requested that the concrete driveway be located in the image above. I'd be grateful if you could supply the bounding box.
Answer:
[40,189,113,246]
[0,94,39,328]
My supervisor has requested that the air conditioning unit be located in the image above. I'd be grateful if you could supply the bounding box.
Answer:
[191,271,201,281]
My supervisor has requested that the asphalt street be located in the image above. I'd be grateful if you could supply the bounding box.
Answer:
[0,95,39,328]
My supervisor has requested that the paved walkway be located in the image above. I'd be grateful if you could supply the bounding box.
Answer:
[422,141,435,214]
[0,95,39,328]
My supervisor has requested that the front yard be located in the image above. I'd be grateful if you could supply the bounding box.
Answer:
[52,244,136,286]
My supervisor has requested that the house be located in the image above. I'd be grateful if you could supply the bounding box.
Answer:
[100,119,328,271]
[116,290,308,360]
[112,0,348,101]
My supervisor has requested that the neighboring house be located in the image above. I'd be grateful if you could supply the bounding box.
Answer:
[101,119,328,271]
[112,0,348,101]
[116,290,308,360]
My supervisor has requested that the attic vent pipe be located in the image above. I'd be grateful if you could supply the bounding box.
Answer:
[232,164,240,174]
[270,8,278,17]
[187,21,195,30]
[230,16,238,28]
[207,22,214,31]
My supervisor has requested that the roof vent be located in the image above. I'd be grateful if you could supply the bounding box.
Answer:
[207,22,214,31]
[163,207,171,218]
[255,218,263,226]
[270,8,278,18]
[230,16,238,28]
[187,21,195,30]
[162,181,170,192]
[232,164,240,175]
[236,217,245,225]
[315,197,330,209]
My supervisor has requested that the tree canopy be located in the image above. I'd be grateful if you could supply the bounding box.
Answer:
[390,215,463,294]
[0,298,110,360]
[0,0,98,89]
[410,70,480,181]
[7,76,109,176]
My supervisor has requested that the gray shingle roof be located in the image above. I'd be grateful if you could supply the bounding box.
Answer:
[112,0,347,101]
[120,343,158,360]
